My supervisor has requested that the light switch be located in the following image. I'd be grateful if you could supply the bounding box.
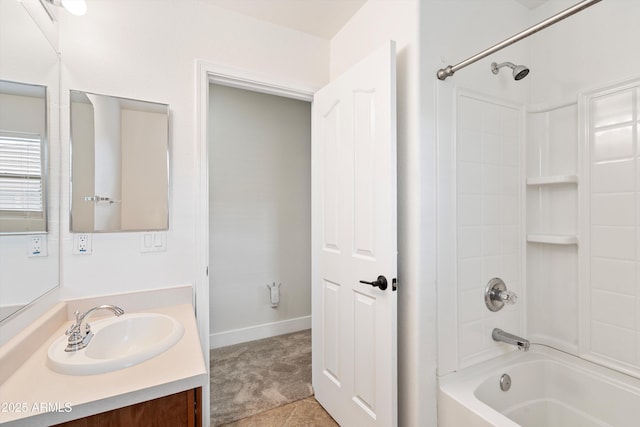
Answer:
[140,232,167,253]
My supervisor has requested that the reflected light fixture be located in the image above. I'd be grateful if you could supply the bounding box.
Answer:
[46,0,87,16]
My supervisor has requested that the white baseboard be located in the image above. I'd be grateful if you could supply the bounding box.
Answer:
[210,315,311,349]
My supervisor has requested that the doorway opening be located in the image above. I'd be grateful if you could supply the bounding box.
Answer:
[208,84,324,425]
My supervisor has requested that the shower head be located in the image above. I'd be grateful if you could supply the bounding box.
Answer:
[491,62,530,81]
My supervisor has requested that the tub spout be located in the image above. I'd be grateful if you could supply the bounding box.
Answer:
[492,328,530,351]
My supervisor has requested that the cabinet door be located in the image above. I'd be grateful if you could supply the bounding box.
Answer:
[53,388,201,427]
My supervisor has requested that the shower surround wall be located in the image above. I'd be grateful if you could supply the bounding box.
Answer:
[526,0,640,375]
[581,83,640,372]
[435,0,530,375]
[526,102,579,353]
[437,0,640,378]
[455,91,523,369]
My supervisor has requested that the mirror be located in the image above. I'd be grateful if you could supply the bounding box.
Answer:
[70,91,169,232]
[0,0,60,322]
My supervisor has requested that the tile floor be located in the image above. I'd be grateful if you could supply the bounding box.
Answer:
[221,397,338,427]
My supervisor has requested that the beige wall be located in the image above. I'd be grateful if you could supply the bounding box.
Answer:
[120,109,168,231]
[70,101,95,232]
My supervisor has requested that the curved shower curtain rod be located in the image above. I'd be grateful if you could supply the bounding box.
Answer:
[436,0,602,81]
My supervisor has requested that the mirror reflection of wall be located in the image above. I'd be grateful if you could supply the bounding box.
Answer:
[0,0,60,324]
[70,90,169,233]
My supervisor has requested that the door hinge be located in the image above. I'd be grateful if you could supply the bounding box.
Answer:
[392,278,397,291]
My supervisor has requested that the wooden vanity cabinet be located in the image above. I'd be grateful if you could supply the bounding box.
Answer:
[53,387,202,427]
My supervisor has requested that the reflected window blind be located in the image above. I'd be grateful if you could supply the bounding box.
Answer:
[0,132,43,212]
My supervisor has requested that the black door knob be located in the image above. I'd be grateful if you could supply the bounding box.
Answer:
[359,275,388,291]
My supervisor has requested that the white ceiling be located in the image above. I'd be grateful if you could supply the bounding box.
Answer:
[204,0,548,39]
[203,0,367,39]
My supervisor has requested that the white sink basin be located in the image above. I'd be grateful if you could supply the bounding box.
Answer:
[47,313,184,375]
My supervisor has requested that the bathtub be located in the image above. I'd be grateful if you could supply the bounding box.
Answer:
[438,345,640,427]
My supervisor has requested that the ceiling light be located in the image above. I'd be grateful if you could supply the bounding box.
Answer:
[46,0,87,16]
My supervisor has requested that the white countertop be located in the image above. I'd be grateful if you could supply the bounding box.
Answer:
[0,302,207,426]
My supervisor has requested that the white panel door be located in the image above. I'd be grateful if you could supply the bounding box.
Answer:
[312,41,397,427]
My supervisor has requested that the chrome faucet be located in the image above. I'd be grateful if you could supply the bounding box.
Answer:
[65,304,125,352]
[492,328,530,352]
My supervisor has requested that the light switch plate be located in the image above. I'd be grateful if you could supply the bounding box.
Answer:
[140,231,167,253]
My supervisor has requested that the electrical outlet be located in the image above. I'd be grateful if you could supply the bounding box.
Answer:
[28,235,48,257]
[73,234,92,255]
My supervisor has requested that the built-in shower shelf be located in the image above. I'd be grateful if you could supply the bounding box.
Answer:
[526,234,578,245]
[526,175,578,186]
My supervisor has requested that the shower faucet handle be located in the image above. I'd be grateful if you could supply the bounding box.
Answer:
[484,278,517,312]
